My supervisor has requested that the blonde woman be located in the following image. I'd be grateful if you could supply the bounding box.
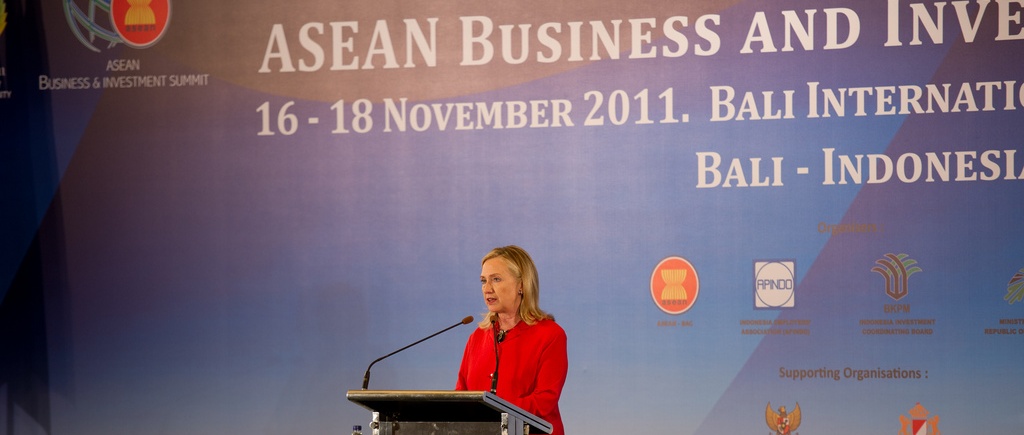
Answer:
[456,245,568,435]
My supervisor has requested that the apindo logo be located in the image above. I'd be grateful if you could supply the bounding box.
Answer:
[898,402,940,435]
[765,402,801,435]
[755,260,796,308]
[1006,267,1024,305]
[872,253,922,301]
[650,256,699,315]
[64,0,171,52]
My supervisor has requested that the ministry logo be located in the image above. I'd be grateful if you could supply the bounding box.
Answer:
[872,253,922,301]
[755,260,796,308]
[1006,267,1024,305]
[64,0,171,52]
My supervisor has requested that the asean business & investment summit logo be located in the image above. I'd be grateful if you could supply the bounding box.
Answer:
[64,0,171,52]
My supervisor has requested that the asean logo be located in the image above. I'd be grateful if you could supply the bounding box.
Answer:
[650,256,699,315]
[64,0,171,51]
[898,402,940,435]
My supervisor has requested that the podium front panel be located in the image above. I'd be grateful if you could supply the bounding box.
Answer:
[346,390,552,434]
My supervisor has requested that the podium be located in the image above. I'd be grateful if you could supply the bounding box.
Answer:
[346,390,552,435]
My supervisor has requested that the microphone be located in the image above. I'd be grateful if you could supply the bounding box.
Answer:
[491,319,501,394]
[361,315,474,390]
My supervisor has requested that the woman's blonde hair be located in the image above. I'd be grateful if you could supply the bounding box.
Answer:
[479,245,554,329]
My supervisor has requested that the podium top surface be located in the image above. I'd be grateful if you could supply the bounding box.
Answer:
[346,390,551,433]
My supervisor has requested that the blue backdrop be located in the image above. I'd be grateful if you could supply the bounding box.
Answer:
[2,1,1023,434]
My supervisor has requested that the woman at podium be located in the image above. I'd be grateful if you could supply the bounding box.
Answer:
[456,245,568,435]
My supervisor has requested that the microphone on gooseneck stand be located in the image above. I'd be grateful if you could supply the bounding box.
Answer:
[361,315,474,390]
[491,318,502,394]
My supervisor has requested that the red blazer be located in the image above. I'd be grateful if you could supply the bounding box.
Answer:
[456,318,568,435]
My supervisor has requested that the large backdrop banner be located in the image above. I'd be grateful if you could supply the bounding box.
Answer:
[2,1,1023,434]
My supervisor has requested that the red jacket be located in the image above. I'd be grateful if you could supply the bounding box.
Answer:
[456,318,567,435]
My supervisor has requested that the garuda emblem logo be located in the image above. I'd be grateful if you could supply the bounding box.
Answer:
[765,402,801,435]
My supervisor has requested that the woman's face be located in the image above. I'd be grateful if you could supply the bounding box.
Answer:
[480,257,522,317]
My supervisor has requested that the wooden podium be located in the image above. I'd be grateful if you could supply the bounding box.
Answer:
[346,390,552,435]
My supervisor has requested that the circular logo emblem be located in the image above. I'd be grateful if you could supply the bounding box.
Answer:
[755,261,796,308]
[650,256,700,315]
[111,0,171,48]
